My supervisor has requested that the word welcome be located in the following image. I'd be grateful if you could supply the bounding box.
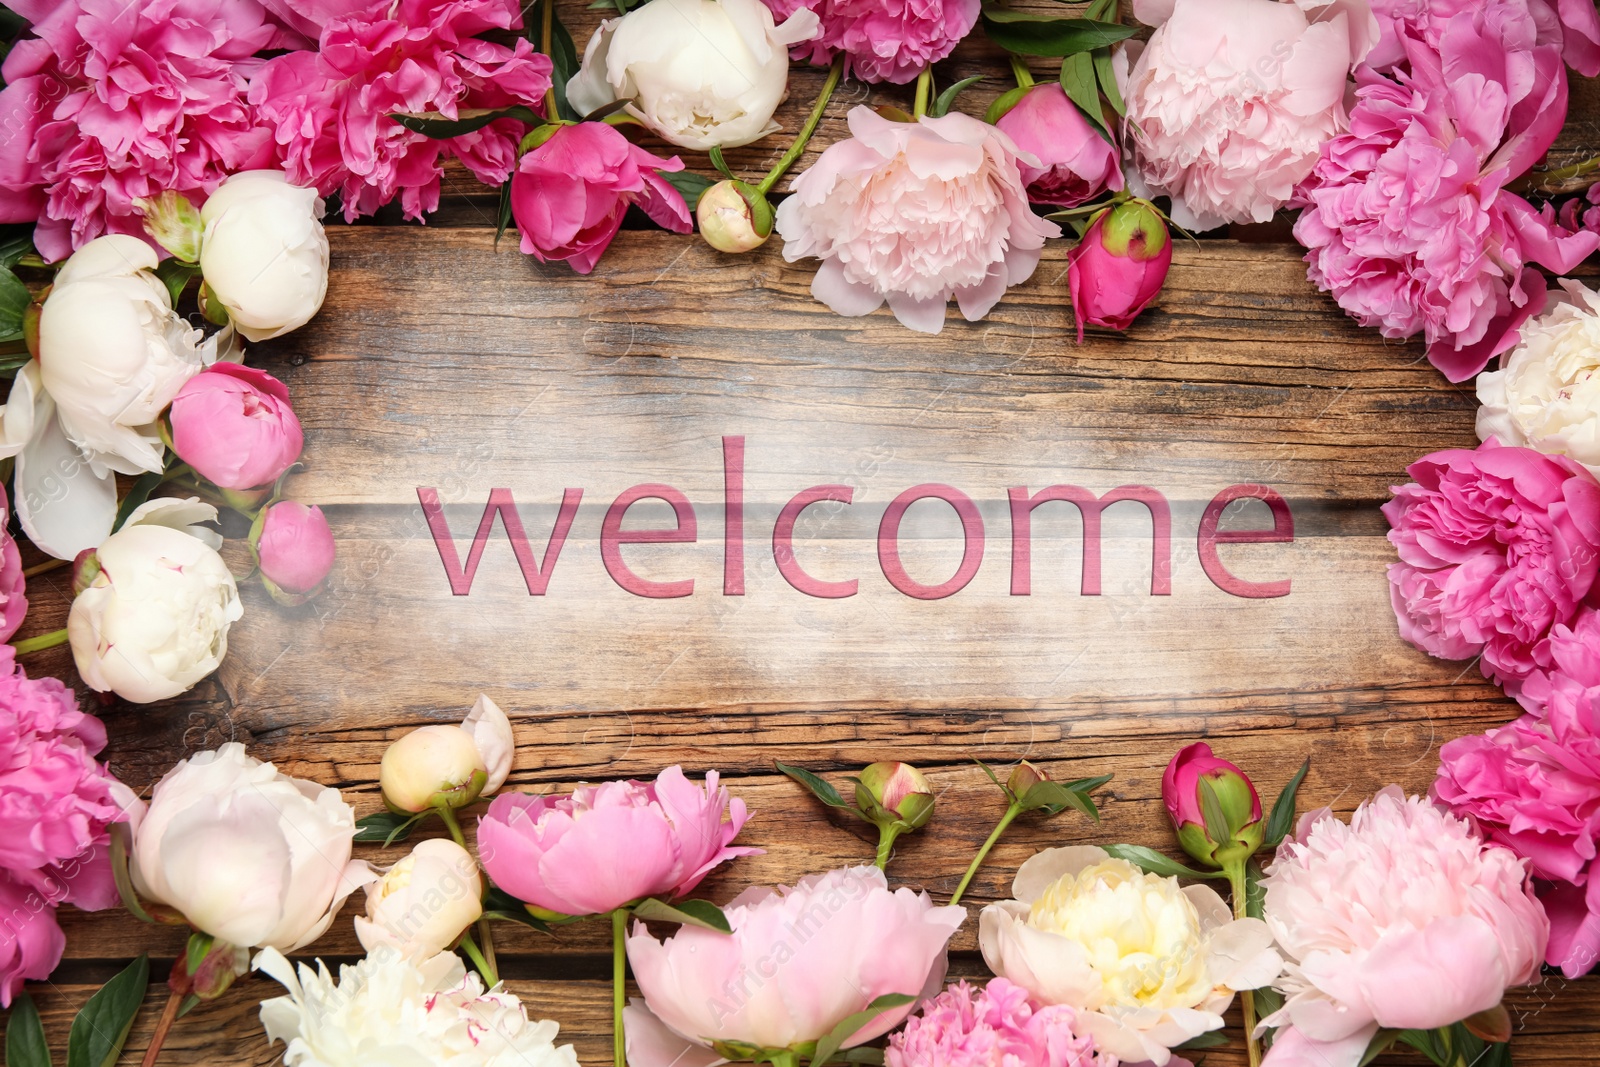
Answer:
[419,437,1294,601]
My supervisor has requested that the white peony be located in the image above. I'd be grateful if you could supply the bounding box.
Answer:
[979,846,1281,1067]
[4,234,225,558]
[255,945,582,1067]
[67,498,243,703]
[125,742,375,953]
[566,0,819,150]
[199,171,330,342]
[1477,278,1600,475]
[355,839,484,961]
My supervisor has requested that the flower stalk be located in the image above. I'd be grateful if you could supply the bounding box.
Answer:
[1009,53,1034,89]
[613,907,629,1067]
[12,628,68,654]
[1225,861,1262,1067]
[140,987,184,1067]
[757,55,845,195]
[949,802,1020,907]
[913,67,933,118]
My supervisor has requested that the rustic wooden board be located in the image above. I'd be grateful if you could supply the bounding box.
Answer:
[10,226,1595,1067]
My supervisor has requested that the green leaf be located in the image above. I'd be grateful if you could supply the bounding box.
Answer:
[389,105,545,139]
[1197,775,1234,845]
[540,0,581,121]
[66,954,148,1067]
[930,75,984,118]
[175,996,200,1020]
[981,15,1135,56]
[1019,780,1099,820]
[7,994,52,1067]
[1254,983,1284,1024]
[984,84,1031,125]
[495,176,514,248]
[0,268,28,344]
[839,1051,884,1066]
[775,761,851,810]
[1083,0,1117,19]
[1059,50,1108,138]
[1357,1030,1401,1067]
[1245,857,1266,921]
[1262,759,1310,848]
[1058,773,1113,794]
[631,897,733,934]
[973,759,1002,788]
[709,145,736,182]
[184,932,214,980]
[482,885,554,932]
[1173,1032,1230,1051]
[658,170,717,213]
[111,469,166,534]
[0,235,34,271]
[152,259,200,306]
[811,993,916,1067]
[1092,47,1124,117]
[1101,844,1226,879]
[352,809,427,846]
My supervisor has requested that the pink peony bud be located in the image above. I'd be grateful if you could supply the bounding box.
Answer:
[169,363,304,491]
[857,761,935,828]
[1162,742,1262,868]
[251,501,335,605]
[1066,199,1172,342]
[993,84,1123,209]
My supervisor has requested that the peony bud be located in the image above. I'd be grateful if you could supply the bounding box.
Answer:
[198,171,329,342]
[697,180,773,254]
[1162,742,1263,868]
[170,363,305,491]
[1066,198,1172,342]
[856,761,935,829]
[380,696,514,814]
[173,936,251,1000]
[1006,760,1048,797]
[136,191,204,263]
[251,501,335,606]
[354,839,484,960]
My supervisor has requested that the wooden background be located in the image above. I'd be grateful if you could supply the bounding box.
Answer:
[7,8,1600,1064]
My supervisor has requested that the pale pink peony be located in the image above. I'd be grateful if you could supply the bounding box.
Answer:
[477,766,758,917]
[1382,440,1600,689]
[0,486,26,645]
[775,106,1059,334]
[0,0,297,261]
[250,0,553,223]
[1259,789,1548,1067]
[625,865,965,1067]
[764,0,977,83]
[993,85,1123,209]
[1125,0,1378,232]
[1295,0,1598,381]
[887,979,1109,1067]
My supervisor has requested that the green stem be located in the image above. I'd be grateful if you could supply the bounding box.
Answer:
[757,55,845,195]
[477,917,499,985]
[459,932,498,986]
[612,908,629,1067]
[12,628,68,654]
[1538,154,1600,187]
[1009,54,1034,89]
[949,803,1021,907]
[912,67,933,119]
[437,804,468,848]
[1227,864,1262,1067]
[23,558,66,579]
[873,826,899,870]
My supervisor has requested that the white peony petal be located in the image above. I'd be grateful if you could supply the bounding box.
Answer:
[463,694,515,795]
[1012,845,1109,902]
[122,496,224,549]
[15,410,117,559]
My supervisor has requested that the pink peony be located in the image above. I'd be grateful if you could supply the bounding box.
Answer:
[1367,0,1600,77]
[0,645,126,1005]
[0,486,26,644]
[625,865,965,1067]
[509,122,692,275]
[774,106,1059,334]
[1125,0,1377,232]
[993,85,1123,209]
[1295,0,1599,381]
[1383,440,1600,689]
[1259,789,1548,1067]
[250,0,553,223]
[476,766,758,917]
[764,0,977,84]
[887,978,1109,1067]
[255,501,337,603]
[170,364,305,491]
[0,0,297,261]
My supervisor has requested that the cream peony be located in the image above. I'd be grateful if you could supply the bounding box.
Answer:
[1258,789,1548,1067]
[1477,279,1600,475]
[354,839,484,961]
[979,846,1281,1066]
[256,946,580,1067]
[67,498,243,703]
[126,743,374,954]
[566,0,819,150]
[6,234,224,557]
[379,695,514,813]
[199,170,330,342]
[1124,0,1377,231]
[774,106,1059,334]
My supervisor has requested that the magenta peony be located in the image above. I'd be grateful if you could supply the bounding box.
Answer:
[477,766,758,917]
[0,486,25,645]
[0,645,127,1004]
[250,0,552,223]
[1295,0,1598,381]
[764,0,977,84]
[1436,609,1600,977]
[0,0,296,261]
[1383,440,1600,690]
[1124,0,1377,232]
[625,865,965,1067]
[887,979,1109,1067]
[1367,0,1600,77]
[993,84,1123,209]
[170,364,305,491]
[775,106,1059,334]
[1067,199,1172,341]
[509,122,692,275]
[1259,789,1548,1067]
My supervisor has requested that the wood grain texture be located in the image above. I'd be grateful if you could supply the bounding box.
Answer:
[7,224,1595,1066]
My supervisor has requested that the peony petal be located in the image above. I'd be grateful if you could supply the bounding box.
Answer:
[15,411,118,560]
